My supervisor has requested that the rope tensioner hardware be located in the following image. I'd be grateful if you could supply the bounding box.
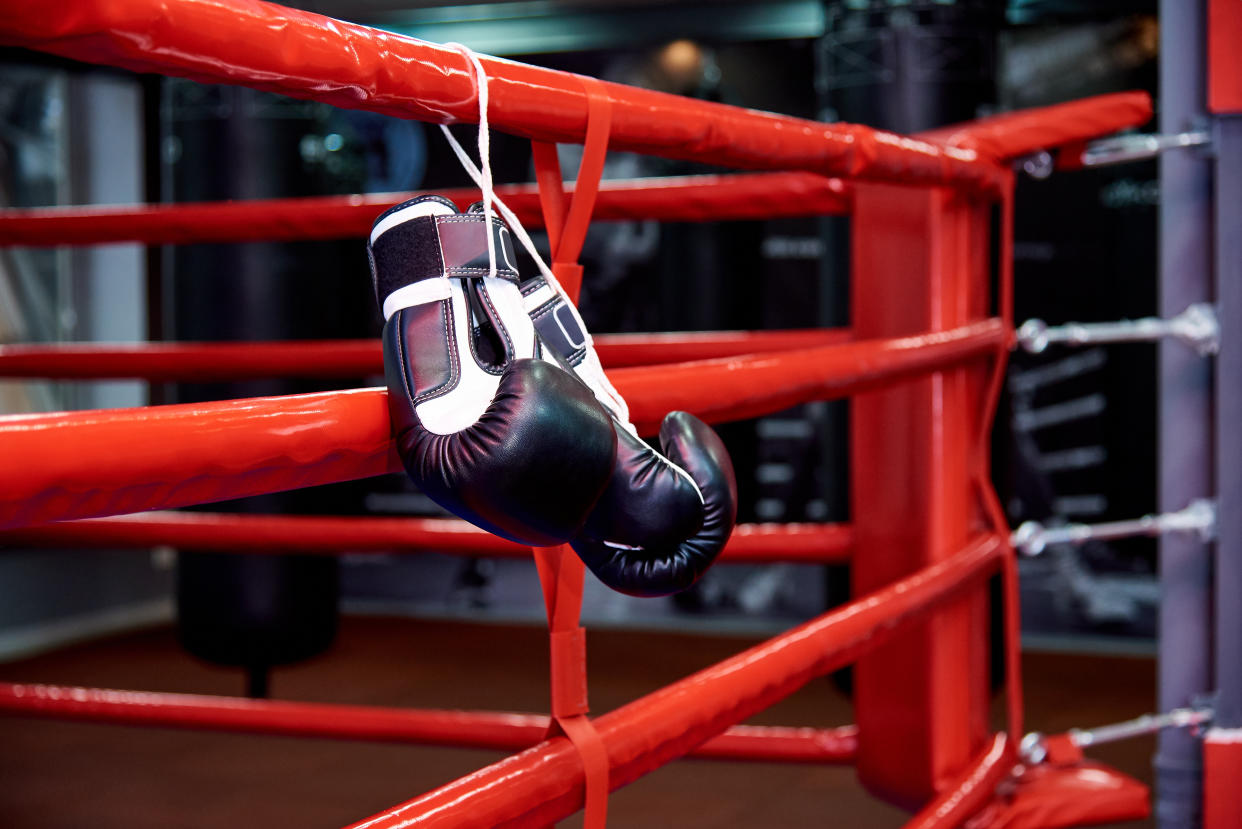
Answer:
[1019,127,1212,179]
[1080,129,1213,166]
[1017,303,1220,356]
[1020,706,1214,766]
[1011,498,1217,557]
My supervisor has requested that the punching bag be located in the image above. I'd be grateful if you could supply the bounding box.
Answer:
[163,84,373,696]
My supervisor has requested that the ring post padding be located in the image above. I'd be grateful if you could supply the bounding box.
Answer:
[851,183,996,809]
[1205,729,1242,828]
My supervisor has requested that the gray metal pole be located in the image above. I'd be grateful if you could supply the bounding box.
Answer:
[1214,117,1242,730]
[1156,2,1215,827]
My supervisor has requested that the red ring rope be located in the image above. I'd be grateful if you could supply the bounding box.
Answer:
[0,322,1005,530]
[0,513,855,565]
[0,3,1159,824]
[0,0,1009,190]
[347,535,1003,828]
[0,329,852,380]
[0,173,851,248]
[0,683,858,764]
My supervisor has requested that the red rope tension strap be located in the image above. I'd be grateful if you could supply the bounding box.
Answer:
[533,74,613,299]
[530,74,613,829]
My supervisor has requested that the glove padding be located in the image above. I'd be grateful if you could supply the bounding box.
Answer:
[372,196,617,546]
[521,275,739,596]
[573,411,737,597]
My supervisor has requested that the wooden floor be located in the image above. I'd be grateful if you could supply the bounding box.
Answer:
[0,617,1155,828]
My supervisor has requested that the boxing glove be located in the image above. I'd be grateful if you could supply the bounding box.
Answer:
[370,196,617,546]
[520,274,738,597]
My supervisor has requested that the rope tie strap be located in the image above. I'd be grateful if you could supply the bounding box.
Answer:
[528,72,615,829]
[438,43,615,827]
[533,545,609,828]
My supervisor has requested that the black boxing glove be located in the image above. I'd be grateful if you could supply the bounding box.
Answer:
[520,275,738,596]
[369,196,616,546]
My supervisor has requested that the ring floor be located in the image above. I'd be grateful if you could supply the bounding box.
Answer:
[0,616,1153,828]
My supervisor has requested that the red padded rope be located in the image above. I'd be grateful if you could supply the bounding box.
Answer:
[346,534,1003,829]
[0,174,853,248]
[0,0,1018,191]
[0,322,1003,531]
[0,330,852,381]
[0,680,859,763]
[530,74,614,829]
[902,733,1015,829]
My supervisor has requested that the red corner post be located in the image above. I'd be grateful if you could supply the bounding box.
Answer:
[1205,729,1242,829]
[850,182,995,809]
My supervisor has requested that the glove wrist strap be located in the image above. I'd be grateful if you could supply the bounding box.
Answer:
[372,212,518,316]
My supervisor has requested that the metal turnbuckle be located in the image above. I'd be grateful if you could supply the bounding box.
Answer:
[1021,706,1214,765]
[1017,303,1220,357]
[1080,129,1212,167]
[1011,498,1217,557]
[1020,128,1212,179]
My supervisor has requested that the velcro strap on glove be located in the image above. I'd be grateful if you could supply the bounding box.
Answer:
[371,212,519,313]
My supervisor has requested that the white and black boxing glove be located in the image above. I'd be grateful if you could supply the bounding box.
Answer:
[369,196,617,546]
[520,274,738,597]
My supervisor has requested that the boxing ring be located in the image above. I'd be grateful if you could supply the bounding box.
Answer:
[0,0,1159,825]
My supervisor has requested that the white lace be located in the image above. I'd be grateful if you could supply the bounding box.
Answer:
[439,43,557,288]
[438,42,633,426]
